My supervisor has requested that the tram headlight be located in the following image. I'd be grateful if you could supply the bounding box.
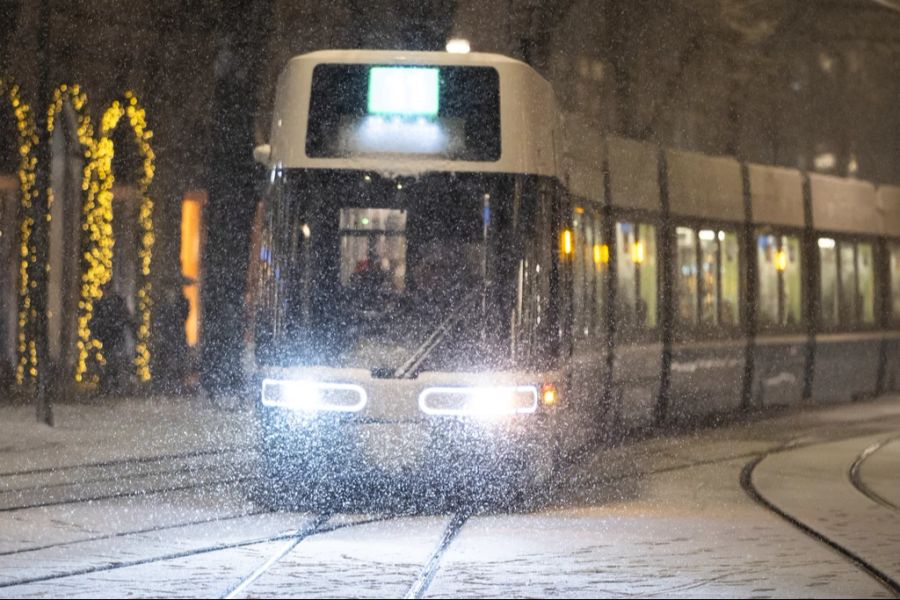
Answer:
[261,379,367,413]
[418,386,538,418]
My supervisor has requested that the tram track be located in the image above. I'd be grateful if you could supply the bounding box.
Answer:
[0,508,270,558]
[849,435,900,513]
[2,411,897,596]
[0,512,391,590]
[0,456,252,498]
[402,510,470,599]
[0,474,252,513]
[0,446,246,480]
[216,509,470,599]
[0,448,254,513]
[740,442,900,598]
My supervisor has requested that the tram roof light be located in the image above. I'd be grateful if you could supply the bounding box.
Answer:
[368,67,439,117]
[446,38,471,54]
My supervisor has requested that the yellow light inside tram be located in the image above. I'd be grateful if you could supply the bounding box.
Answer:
[594,243,609,265]
[561,229,573,256]
[541,383,559,406]
[775,249,787,272]
[631,241,645,264]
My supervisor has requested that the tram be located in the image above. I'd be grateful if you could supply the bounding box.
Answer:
[249,50,590,502]
[249,49,900,505]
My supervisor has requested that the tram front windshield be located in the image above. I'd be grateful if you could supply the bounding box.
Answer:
[270,171,526,373]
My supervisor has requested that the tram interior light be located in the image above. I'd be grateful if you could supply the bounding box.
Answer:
[818,237,836,249]
[631,241,645,264]
[594,243,609,265]
[368,67,439,117]
[775,249,788,272]
[561,229,573,256]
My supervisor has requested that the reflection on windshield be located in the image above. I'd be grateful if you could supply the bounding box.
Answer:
[253,171,561,374]
[286,174,493,372]
[337,198,488,371]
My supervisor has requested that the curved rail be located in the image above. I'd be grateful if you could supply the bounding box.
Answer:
[849,435,900,513]
[741,449,900,598]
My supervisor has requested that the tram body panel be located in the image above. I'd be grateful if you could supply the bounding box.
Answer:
[268,50,557,178]
[667,339,746,420]
[613,341,663,427]
[750,334,807,408]
[881,332,900,392]
[811,333,881,402]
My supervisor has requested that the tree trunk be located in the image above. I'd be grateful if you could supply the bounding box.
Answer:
[201,1,272,396]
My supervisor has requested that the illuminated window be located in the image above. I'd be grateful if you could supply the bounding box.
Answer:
[675,226,739,332]
[339,207,407,295]
[181,191,205,347]
[616,221,657,333]
[819,237,875,329]
[368,67,440,117]
[890,243,900,322]
[757,232,802,329]
[572,209,600,339]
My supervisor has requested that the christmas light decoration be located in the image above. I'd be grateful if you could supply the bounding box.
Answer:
[0,77,39,383]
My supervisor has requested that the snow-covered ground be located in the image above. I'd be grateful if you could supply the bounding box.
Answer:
[1,395,899,598]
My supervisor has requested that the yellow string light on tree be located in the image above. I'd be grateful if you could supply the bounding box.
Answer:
[76,91,155,383]
[0,77,39,384]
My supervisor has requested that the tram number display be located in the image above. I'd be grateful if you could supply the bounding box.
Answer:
[306,64,500,161]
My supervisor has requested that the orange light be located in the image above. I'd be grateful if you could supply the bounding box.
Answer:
[561,229,573,256]
[181,191,205,347]
[594,243,609,265]
[541,383,559,406]
[574,206,585,215]
[631,241,645,264]
[774,249,787,272]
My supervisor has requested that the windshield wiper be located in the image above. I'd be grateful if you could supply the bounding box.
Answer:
[389,289,480,379]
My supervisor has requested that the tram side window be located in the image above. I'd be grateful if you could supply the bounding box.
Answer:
[819,238,839,327]
[675,227,698,325]
[891,243,900,321]
[839,242,857,324]
[756,232,802,328]
[818,237,875,328]
[675,226,740,332]
[572,208,596,339]
[616,221,657,334]
[858,243,875,325]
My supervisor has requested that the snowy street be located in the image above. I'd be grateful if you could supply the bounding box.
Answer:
[1,396,899,598]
